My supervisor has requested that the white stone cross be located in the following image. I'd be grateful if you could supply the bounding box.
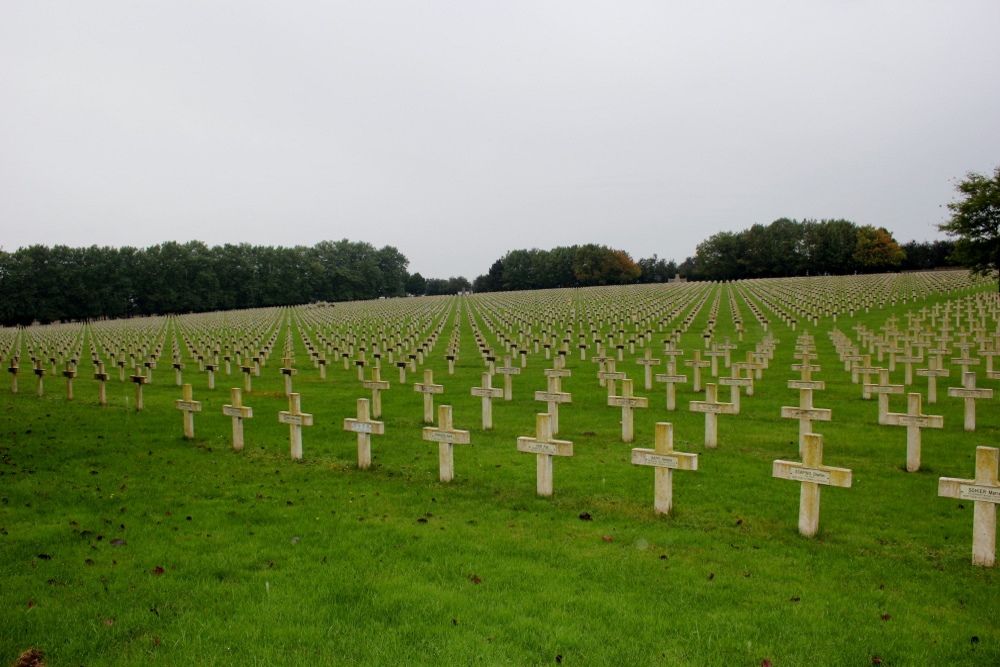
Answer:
[413,369,444,424]
[636,348,661,390]
[684,350,711,392]
[689,383,737,449]
[129,365,148,411]
[517,413,573,497]
[344,397,385,470]
[280,360,297,396]
[222,387,253,451]
[781,384,832,453]
[93,362,109,406]
[863,368,904,425]
[175,383,203,439]
[718,363,752,413]
[597,360,626,397]
[939,446,1000,566]
[279,393,314,460]
[534,374,572,435]
[62,363,77,401]
[884,392,943,472]
[773,432,852,537]
[197,360,213,389]
[7,359,18,394]
[33,359,45,397]
[631,422,698,515]
[362,366,391,418]
[608,378,648,443]
[916,355,950,404]
[470,372,503,430]
[240,364,253,392]
[947,371,993,432]
[423,404,471,482]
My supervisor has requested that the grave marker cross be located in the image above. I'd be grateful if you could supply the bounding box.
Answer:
[631,422,698,515]
[516,413,573,497]
[884,392,943,472]
[175,383,202,439]
[773,433,853,537]
[422,404,471,482]
[939,446,1000,566]
[222,387,253,451]
[344,397,385,470]
[279,393,314,460]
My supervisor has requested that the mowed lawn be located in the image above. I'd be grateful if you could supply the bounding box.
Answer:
[2,280,999,665]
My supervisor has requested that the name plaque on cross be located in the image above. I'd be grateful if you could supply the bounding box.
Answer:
[349,422,374,434]
[631,452,679,468]
[517,440,569,457]
[788,467,833,484]
[279,414,306,426]
[424,430,469,444]
[959,485,1000,503]
[609,397,644,408]
[223,405,252,418]
[787,380,825,390]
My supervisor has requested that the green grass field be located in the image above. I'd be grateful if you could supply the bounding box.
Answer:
[2,277,999,665]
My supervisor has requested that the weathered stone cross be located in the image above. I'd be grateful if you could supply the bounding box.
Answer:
[222,387,253,451]
[916,355,950,404]
[175,383,202,439]
[772,432,852,537]
[608,378,648,443]
[129,365,148,411]
[863,368,904,425]
[684,350,711,393]
[884,392,943,472]
[344,397,384,470]
[939,446,1000,566]
[517,413,573,497]
[689,383,737,449]
[413,369,444,424]
[279,393,313,460]
[534,374,572,435]
[631,422,698,515]
[422,404,471,482]
[362,366,391,418]
[635,348,661,390]
[781,383,832,453]
[470,372,503,429]
[947,371,993,432]
[93,362,109,406]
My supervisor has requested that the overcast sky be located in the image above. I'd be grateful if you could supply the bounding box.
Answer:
[2,2,998,279]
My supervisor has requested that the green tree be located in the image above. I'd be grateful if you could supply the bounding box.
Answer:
[853,225,905,272]
[939,166,1000,290]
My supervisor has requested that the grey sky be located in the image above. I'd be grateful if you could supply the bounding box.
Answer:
[2,1,998,279]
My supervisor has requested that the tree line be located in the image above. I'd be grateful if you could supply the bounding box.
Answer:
[0,240,409,326]
[0,220,965,325]
[468,224,958,292]
[688,218,958,281]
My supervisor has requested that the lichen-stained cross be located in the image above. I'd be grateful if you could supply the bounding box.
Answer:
[517,413,573,497]
[222,387,253,451]
[422,405,470,482]
[344,397,384,470]
[939,446,1000,567]
[631,422,698,515]
[773,433,852,537]
[608,378,648,443]
[279,393,313,460]
[175,383,202,439]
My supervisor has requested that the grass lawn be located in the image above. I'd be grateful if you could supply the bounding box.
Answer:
[2,278,999,665]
